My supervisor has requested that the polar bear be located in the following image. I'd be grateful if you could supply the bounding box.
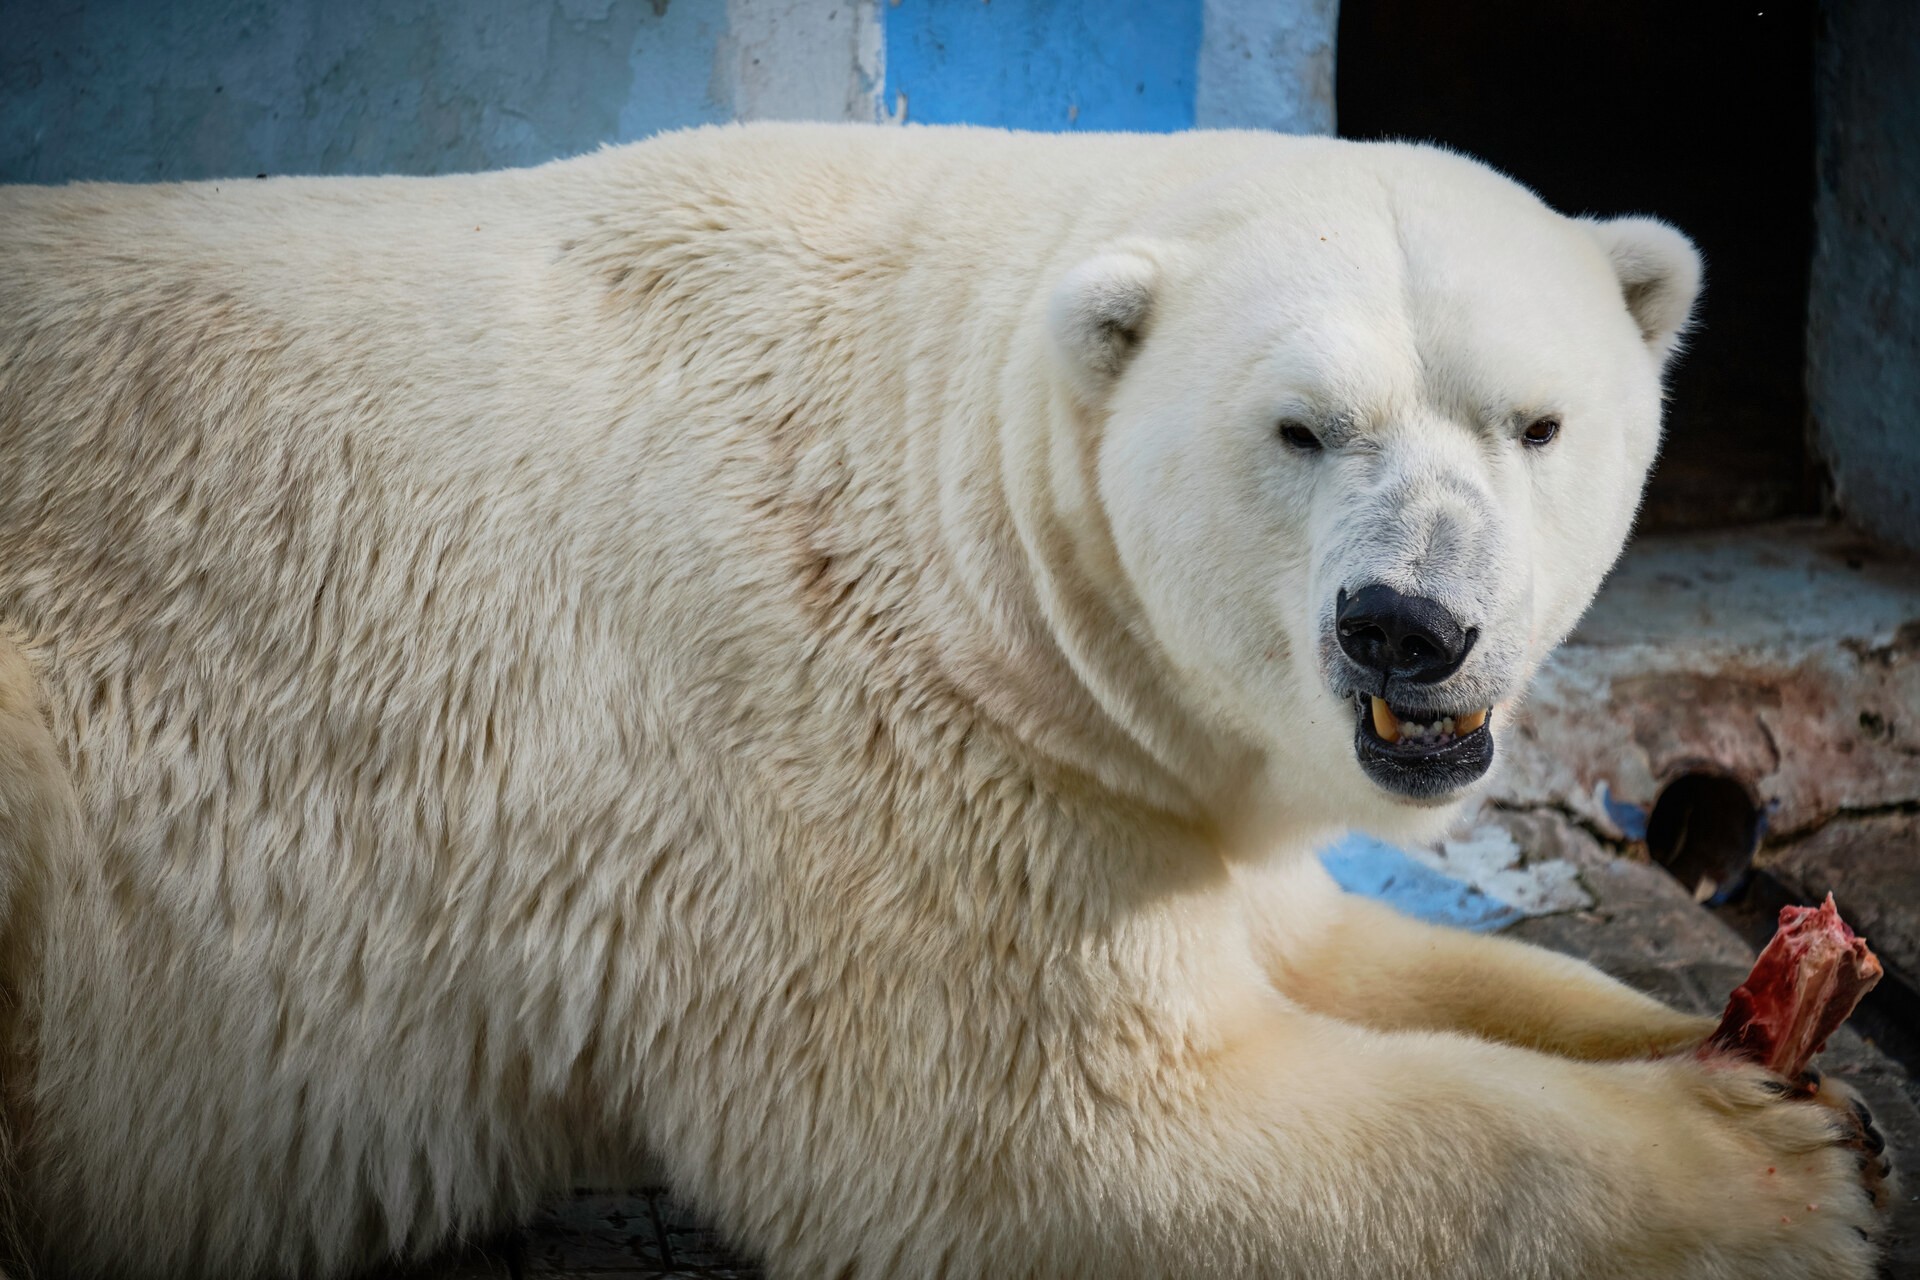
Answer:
[0,124,1890,1278]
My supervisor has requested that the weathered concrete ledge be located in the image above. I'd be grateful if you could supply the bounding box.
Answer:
[1496,521,1920,986]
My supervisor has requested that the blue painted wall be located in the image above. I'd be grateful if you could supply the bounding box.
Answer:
[881,0,1202,131]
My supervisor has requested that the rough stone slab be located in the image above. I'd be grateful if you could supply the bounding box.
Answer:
[1496,523,1920,843]
[1762,809,1920,990]
[1493,805,1754,974]
[1500,810,1920,1278]
[1481,523,1920,1272]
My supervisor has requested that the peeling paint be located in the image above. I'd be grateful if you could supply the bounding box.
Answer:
[1319,833,1523,931]
[1319,810,1598,929]
[1420,823,1595,916]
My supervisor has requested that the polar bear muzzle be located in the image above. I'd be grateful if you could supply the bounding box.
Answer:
[1333,583,1496,799]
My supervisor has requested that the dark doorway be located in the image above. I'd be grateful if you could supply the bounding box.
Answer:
[1337,2,1818,531]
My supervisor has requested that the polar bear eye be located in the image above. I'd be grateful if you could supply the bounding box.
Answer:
[1278,422,1323,452]
[1521,416,1561,447]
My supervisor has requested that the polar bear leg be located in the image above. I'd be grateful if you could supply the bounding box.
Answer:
[1039,1009,1881,1280]
[1242,858,1712,1060]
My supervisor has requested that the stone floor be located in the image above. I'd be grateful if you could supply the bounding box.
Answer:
[393,1187,763,1278]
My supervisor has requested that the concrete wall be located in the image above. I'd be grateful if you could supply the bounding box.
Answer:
[1807,0,1920,554]
[0,0,1335,185]
[1194,0,1336,135]
[0,0,851,182]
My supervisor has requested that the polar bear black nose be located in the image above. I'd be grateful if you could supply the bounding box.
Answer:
[1336,585,1475,684]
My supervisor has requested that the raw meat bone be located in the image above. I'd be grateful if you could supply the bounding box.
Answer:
[1702,894,1882,1078]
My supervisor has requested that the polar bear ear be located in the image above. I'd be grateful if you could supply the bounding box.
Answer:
[1047,248,1161,400]
[1582,216,1704,367]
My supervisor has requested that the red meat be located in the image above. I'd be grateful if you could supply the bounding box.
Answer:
[1702,894,1883,1078]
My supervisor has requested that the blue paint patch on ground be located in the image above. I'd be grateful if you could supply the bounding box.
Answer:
[1319,833,1524,932]
[881,0,1202,132]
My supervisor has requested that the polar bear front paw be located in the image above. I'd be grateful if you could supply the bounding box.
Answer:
[1676,1059,1891,1279]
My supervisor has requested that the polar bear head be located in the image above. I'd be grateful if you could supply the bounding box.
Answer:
[1047,142,1700,832]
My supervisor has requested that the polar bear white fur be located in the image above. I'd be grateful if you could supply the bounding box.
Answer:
[0,124,1887,1278]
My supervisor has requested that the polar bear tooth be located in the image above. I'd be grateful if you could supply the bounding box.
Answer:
[1457,709,1489,733]
[1369,697,1400,743]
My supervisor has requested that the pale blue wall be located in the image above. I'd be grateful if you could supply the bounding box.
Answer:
[1193,0,1336,136]
[0,0,737,183]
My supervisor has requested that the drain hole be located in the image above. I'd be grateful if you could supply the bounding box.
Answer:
[1646,771,1762,905]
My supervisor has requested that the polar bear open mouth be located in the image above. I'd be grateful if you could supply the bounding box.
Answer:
[1352,695,1496,801]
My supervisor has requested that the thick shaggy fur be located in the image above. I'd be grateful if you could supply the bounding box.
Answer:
[0,125,1886,1277]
